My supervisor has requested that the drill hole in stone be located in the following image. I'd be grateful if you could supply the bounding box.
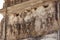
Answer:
[34,8,37,10]
[16,14,19,16]
[43,4,49,8]
[27,9,30,12]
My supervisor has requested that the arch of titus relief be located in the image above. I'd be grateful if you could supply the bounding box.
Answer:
[0,0,60,40]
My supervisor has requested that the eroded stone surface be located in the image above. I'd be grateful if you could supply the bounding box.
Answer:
[4,1,59,40]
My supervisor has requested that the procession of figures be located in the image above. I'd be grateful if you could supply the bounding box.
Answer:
[0,0,60,40]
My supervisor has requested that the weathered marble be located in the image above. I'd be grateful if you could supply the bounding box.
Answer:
[0,0,59,40]
[4,1,59,40]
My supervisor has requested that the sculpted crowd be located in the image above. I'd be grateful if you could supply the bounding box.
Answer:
[0,1,59,40]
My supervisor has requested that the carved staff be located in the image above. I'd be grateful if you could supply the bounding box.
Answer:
[4,0,8,40]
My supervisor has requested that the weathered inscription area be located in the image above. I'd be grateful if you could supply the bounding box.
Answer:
[0,1,59,40]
